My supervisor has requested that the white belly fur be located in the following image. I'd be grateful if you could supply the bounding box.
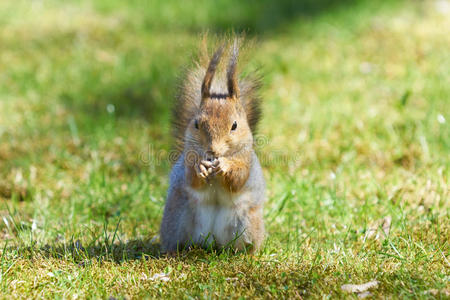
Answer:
[187,181,251,248]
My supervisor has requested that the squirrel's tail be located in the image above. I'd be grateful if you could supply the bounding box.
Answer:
[171,36,262,157]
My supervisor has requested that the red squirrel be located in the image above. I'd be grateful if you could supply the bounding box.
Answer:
[160,38,265,253]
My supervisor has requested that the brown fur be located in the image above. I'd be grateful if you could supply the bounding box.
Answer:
[217,155,251,192]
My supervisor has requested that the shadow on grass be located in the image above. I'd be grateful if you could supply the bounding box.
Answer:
[10,239,315,297]
[13,238,163,263]
[207,0,357,34]
[135,0,358,34]
[59,0,359,126]
[14,239,257,264]
[59,59,176,126]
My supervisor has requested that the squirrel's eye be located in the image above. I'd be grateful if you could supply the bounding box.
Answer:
[194,120,199,129]
[231,121,237,131]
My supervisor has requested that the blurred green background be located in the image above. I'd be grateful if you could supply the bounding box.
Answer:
[0,0,448,298]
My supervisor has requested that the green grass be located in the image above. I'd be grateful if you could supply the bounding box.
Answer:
[0,0,449,298]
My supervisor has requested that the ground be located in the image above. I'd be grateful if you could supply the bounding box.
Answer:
[0,0,448,298]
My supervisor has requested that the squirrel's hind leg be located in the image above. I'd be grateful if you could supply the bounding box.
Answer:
[244,205,265,252]
[160,187,192,253]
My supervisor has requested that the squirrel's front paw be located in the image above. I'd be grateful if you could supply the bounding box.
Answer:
[214,157,231,175]
[196,159,219,179]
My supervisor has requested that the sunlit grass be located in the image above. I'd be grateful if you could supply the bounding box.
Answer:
[0,0,448,298]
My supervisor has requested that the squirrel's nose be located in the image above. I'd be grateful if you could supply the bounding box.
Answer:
[205,151,218,161]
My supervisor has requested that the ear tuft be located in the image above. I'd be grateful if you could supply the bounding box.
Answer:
[227,39,240,99]
[201,45,225,102]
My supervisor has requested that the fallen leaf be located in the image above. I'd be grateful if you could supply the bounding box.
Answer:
[358,291,372,298]
[142,272,170,282]
[47,272,55,278]
[425,288,450,297]
[381,216,392,237]
[364,216,392,242]
[341,280,378,293]
[152,273,170,282]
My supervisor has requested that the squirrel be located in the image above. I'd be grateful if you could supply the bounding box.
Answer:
[160,38,265,253]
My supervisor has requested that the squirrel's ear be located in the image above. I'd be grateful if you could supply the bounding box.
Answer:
[227,39,240,100]
[201,45,225,104]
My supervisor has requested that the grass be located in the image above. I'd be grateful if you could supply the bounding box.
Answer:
[0,0,449,298]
